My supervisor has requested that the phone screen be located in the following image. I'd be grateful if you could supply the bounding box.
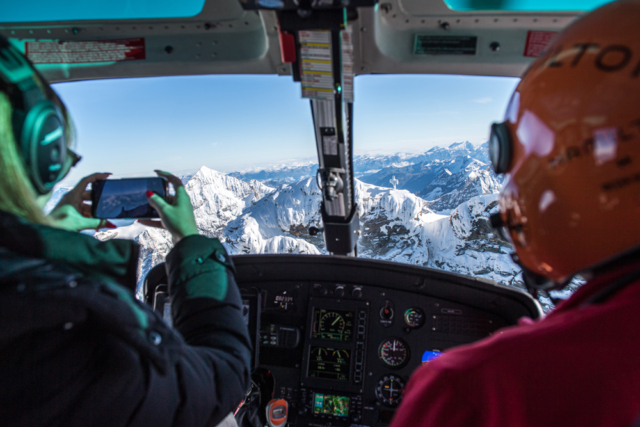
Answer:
[92,178,166,219]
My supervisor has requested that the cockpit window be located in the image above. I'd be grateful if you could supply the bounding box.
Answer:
[3,0,205,22]
[49,73,569,310]
[443,0,614,12]
[352,75,522,286]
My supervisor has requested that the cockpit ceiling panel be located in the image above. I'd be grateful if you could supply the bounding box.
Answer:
[364,3,578,77]
[0,0,585,82]
[0,10,280,84]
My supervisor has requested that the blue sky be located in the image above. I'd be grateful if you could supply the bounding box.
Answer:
[53,74,519,186]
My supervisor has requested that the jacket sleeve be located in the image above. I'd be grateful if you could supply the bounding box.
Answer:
[164,235,252,426]
[389,363,480,427]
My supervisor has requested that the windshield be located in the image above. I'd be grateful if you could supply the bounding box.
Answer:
[443,0,614,11]
[49,74,571,311]
[3,0,206,22]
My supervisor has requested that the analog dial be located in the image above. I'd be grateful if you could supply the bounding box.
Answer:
[376,375,405,407]
[404,308,425,328]
[379,338,409,368]
[320,312,345,335]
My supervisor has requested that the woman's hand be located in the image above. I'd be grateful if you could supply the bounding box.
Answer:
[141,170,199,244]
[48,172,116,232]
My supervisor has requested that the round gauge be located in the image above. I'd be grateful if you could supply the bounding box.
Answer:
[378,338,410,368]
[320,312,345,334]
[376,375,405,407]
[404,308,425,328]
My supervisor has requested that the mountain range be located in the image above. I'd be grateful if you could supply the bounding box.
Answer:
[61,141,562,311]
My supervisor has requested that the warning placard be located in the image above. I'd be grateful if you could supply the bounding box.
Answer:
[25,38,146,64]
[523,31,558,58]
[299,30,334,100]
[341,26,354,103]
[414,35,477,55]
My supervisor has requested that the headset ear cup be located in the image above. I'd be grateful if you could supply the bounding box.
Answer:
[489,122,513,174]
[21,101,68,195]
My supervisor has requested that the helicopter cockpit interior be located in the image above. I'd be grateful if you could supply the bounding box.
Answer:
[1,0,603,425]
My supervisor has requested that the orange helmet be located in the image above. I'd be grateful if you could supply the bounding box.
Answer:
[489,0,640,288]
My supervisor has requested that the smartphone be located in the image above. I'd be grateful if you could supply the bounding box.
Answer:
[91,177,168,219]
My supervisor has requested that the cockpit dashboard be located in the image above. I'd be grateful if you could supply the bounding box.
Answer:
[233,255,540,427]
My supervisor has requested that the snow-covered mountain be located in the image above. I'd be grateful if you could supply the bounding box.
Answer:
[229,163,318,186]
[117,166,522,296]
[185,167,275,238]
[85,141,570,310]
[356,143,501,213]
[419,157,503,213]
[223,177,323,255]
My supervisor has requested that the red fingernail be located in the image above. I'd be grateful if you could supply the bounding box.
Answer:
[146,191,155,198]
[106,221,117,229]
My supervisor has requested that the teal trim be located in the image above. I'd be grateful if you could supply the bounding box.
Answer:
[41,127,63,145]
[443,0,614,11]
[48,164,62,171]
[2,0,206,23]
[104,282,149,330]
[185,261,228,301]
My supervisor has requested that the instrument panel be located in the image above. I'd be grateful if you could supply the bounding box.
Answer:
[235,254,541,427]
[251,281,507,426]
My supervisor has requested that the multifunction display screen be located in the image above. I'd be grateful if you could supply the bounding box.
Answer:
[308,346,351,381]
[313,393,350,417]
[311,309,354,342]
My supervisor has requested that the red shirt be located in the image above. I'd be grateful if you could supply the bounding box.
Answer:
[390,266,640,427]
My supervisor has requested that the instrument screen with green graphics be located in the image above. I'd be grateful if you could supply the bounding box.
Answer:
[312,309,354,342]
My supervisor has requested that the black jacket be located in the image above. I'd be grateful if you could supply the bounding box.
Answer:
[0,211,252,426]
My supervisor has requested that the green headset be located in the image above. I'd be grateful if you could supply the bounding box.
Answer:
[0,34,80,195]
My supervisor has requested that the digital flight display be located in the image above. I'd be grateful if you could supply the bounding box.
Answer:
[313,393,350,417]
[312,309,354,342]
[422,350,442,364]
[308,346,351,381]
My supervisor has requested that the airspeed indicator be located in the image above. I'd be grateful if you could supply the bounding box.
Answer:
[378,338,409,368]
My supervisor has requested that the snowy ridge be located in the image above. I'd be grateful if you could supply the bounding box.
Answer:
[230,163,319,185]
[419,157,502,212]
[224,177,323,255]
[419,195,518,283]
[81,142,564,308]
[186,167,275,238]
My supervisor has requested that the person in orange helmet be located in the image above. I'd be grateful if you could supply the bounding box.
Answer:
[390,1,640,426]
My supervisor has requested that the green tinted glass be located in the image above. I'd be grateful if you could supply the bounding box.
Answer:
[2,0,206,22]
[444,0,614,11]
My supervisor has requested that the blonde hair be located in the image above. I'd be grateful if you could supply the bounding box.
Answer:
[0,93,52,225]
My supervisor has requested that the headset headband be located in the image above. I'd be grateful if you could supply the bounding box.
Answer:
[0,34,78,195]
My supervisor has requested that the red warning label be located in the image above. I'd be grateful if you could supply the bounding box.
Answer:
[25,38,145,64]
[523,31,558,58]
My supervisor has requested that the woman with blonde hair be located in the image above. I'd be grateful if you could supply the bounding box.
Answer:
[0,35,251,426]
